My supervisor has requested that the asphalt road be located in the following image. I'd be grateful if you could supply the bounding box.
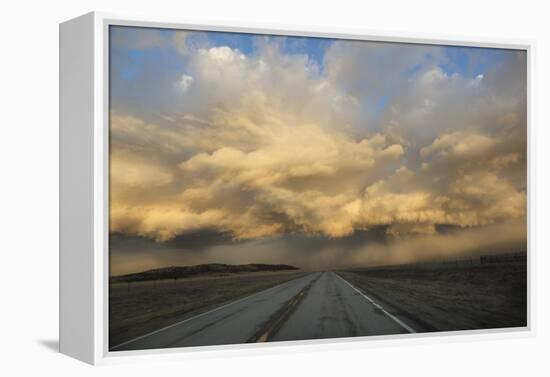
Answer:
[112,271,413,351]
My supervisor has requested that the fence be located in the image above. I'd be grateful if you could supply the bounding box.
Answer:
[479,252,527,264]
[359,251,527,271]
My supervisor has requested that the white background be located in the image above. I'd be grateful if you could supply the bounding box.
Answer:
[1,0,548,375]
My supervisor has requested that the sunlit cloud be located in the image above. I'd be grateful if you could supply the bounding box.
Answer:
[109,27,526,270]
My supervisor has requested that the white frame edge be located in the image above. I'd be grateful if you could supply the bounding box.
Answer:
[60,12,96,364]
[59,11,536,365]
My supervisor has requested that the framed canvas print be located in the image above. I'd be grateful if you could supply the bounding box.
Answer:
[59,12,533,365]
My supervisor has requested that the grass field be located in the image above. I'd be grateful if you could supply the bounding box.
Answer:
[109,270,305,347]
[339,261,527,332]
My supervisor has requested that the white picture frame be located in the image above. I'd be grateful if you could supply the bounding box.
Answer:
[59,11,535,365]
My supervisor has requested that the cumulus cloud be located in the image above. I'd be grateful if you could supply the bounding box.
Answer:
[109,29,527,270]
[111,110,405,240]
[177,74,193,92]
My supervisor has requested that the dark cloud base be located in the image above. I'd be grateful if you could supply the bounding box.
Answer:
[109,222,526,275]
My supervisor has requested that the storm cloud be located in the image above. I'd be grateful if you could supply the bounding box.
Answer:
[109,26,527,273]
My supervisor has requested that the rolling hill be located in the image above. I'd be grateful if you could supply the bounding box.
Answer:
[111,263,300,282]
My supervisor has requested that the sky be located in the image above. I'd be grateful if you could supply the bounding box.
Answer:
[109,25,527,275]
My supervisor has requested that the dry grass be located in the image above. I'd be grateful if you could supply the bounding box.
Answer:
[109,270,305,347]
[339,261,527,332]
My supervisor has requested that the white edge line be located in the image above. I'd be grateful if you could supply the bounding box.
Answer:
[110,273,314,350]
[335,273,416,334]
